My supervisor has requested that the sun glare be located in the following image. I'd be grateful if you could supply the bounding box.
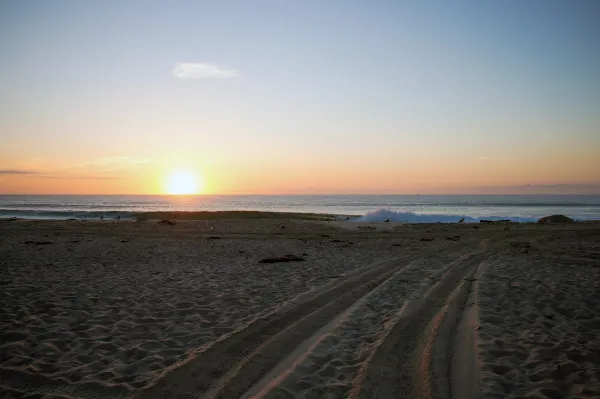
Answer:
[165,171,202,195]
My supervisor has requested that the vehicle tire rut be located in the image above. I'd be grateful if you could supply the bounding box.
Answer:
[139,255,414,399]
[354,251,492,399]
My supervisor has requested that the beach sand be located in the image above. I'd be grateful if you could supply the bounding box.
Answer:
[1,218,599,398]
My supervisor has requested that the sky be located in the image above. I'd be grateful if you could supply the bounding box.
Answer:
[1,0,599,195]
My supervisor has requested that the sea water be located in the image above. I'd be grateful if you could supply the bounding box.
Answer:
[1,195,599,222]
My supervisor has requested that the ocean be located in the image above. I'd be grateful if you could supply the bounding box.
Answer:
[1,195,599,222]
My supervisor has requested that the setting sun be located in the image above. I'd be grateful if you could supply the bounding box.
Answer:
[165,171,202,195]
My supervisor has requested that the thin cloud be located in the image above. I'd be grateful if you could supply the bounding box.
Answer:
[0,169,122,180]
[0,169,46,175]
[90,157,150,166]
[519,184,600,193]
[173,63,241,79]
[39,175,124,180]
[1,157,145,179]
[67,157,151,172]
[82,176,123,180]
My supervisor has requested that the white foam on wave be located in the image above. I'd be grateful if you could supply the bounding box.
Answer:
[351,208,537,223]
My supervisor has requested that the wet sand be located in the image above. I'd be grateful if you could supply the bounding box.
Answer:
[1,219,599,398]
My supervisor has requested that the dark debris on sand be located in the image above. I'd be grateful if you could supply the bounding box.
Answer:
[259,254,306,264]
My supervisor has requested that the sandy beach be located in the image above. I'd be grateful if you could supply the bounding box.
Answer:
[1,218,599,398]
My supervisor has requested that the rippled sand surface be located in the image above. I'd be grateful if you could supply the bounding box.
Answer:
[1,219,598,398]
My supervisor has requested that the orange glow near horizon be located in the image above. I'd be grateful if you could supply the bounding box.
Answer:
[0,149,599,195]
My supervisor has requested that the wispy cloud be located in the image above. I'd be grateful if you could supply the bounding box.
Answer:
[68,157,151,172]
[0,169,122,180]
[40,175,124,180]
[0,169,46,175]
[1,157,148,178]
[519,184,600,193]
[173,63,241,79]
[81,176,124,180]
[462,183,600,195]
[90,157,150,165]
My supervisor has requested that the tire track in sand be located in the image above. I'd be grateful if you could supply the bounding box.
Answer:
[246,251,479,398]
[353,251,494,399]
[138,253,421,399]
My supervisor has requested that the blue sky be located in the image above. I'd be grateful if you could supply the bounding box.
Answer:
[1,1,599,194]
